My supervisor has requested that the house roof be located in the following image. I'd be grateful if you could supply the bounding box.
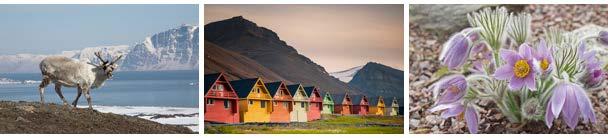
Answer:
[229,78,260,98]
[304,86,318,97]
[334,93,350,104]
[368,96,384,105]
[204,73,221,94]
[287,84,306,97]
[351,95,368,104]
[320,91,333,101]
[264,81,287,96]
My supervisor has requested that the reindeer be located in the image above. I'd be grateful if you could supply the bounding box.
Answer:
[38,51,123,109]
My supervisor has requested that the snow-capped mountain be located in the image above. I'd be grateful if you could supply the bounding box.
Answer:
[122,25,199,71]
[329,65,364,83]
[0,25,198,73]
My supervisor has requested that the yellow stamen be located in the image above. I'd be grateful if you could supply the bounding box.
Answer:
[540,58,549,71]
[514,60,530,78]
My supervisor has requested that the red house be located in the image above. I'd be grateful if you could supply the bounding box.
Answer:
[204,72,239,123]
[264,81,293,123]
[334,93,352,115]
[304,86,322,121]
[352,95,369,115]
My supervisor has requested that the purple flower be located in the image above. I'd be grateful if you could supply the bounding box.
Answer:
[581,49,604,87]
[545,81,596,129]
[440,33,471,70]
[599,31,608,46]
[533,39,554,75]
[494,44,537,91]
[430,75,478,133]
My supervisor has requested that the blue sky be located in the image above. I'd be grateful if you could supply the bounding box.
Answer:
[0,4,198,55]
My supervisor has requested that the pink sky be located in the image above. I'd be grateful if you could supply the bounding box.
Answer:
[205,4,403,72]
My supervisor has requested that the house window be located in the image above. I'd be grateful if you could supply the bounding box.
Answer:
[301,102,305,108]
[213,84,225,91]
[273,101,278,106]
[261,101,266,108]
[257,88,260,93]
[224,100,230,109]
[283,102,288,108]
[249,100,253,105]
[206,99,214,105]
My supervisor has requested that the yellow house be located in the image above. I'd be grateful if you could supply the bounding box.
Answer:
[369,96,385,116]
[230,78,273,123]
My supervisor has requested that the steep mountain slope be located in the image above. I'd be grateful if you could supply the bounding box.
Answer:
[122,25,199,71]
[348,62,404,106]
[329,66,364,83]
[0,25,198,73]
[204,16,361,95]
[204,40,289,83]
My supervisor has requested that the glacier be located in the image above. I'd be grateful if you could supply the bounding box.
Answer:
[0,25,199,73]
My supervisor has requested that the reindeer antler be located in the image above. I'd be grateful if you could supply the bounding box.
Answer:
[94,51,108,64]
[110,55,124,65]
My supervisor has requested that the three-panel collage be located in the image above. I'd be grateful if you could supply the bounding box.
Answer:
[0,0,607,137]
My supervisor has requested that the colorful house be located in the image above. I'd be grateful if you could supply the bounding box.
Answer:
[352,95,369,115]
[304,86,322,121]
[334,93,352,115]
[287,84,309,122]
[368,96,385,116]
[204,73,240,124]
[264,81,293,123]
[320,91,334,115]
[387,97,400,116]
[230,78,273,123]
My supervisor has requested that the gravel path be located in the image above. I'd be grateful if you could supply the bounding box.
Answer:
[409,4,608,134]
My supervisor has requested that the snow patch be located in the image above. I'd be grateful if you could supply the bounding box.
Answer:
[85,105,199,132]
[329,65,364,83]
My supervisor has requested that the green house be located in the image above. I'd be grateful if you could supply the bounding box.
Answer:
[320,91,335,114]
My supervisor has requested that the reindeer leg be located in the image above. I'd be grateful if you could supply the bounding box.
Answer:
[38,76,50,107]
[72,85,83,108]
[84,88,93,110]
[54,83,69,107]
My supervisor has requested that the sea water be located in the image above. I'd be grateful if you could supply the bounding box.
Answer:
[0,70,199,131]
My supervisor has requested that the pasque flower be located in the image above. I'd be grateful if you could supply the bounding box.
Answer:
[577,42,604,87]
[440,33,472,70]
[533,39,554,75]
[545,81,596,129]
[430,75,479,133]
[494,44,537,91]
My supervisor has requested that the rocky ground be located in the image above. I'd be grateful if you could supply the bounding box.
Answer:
[0,101,194,134]
[409,4,608,134]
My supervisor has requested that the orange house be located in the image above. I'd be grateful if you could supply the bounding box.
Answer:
[264,81,293,123]
[334,93,352,115]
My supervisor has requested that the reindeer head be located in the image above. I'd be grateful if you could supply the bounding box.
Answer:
[92,51,123,78]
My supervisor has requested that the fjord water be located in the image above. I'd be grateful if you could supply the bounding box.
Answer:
[0,70,198,108]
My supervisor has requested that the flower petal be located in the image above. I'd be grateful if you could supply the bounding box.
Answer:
[464,106,479,134]
[545,102,555,128]
[500,49,520,65]
[574,85,596,124]
[562,86,580,129]
[524,73,536,91]
[519,43,533,59]
[494,66,514,80]
[508,75,525,90]
[429,102,461,113]
[440,104,464,118]
[550,83,568,117]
